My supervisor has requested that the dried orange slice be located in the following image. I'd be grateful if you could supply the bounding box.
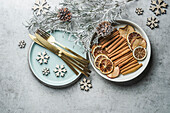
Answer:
[94,54,108,69]
[99,58,114,74]
[92,45,106,58]
[119,25,135,39]
[133,46,147,61]
[127,31,142,45]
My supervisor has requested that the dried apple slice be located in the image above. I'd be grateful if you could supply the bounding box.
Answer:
[140,39,147,48]
[131,38,143,50]
[119,25,135,39]
[107,66,120,78]
[131,37,147,50]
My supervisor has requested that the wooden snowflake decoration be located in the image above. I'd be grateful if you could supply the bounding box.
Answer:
[80,78,92,91]
[32,0,50,16]
[146,16,159,29]
[42,68,50,76]
[135,8,144,15]
[53,65,67,77]
[18,40,26,48]
[150,0,168,16]
[36,51,50,64]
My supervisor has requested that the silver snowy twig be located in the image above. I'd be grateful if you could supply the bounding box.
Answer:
[26,0,134,51]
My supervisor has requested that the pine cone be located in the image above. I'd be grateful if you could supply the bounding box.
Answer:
[57,8,72,22]
[96,21,113,37]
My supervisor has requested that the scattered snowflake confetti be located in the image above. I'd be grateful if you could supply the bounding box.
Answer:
[146,16,159,29]
[53,65,67,77]
[150,0,168,16]
[80,78,92,91]
[42,68,50,76]
[36,51,50,64]
[18,40,26,48]
[32,0,50,16]
[135,8,144,15]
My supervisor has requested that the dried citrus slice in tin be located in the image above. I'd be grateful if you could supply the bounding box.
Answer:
[99,58,114,74]
[133,46,147,61]
[94,54,108,69]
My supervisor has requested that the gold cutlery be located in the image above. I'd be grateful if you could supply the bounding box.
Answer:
[36,29,89,65]
[29,34,90,77]
[38,29,88,61]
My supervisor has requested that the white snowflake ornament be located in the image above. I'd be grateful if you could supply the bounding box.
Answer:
[18,40,26,48]
[80,78,92,91]
[135,8,144,15]
[53,65,67,77]
[42,68,50,76]
[36,51,50,64]
[147,16,159,29]
[32,0,50,16]
[150,0,168,16]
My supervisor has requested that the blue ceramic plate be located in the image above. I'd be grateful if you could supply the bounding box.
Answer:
[28,30,86,87]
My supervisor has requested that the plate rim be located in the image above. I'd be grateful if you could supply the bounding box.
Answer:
[88,19,151,82]
[28,33,84,88]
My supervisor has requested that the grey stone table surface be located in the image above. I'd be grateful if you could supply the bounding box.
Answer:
[0,0,170,113]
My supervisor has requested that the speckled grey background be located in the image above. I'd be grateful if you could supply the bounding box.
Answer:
[0,0,170,113]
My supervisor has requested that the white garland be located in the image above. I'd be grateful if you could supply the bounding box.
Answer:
[25,0,134,51]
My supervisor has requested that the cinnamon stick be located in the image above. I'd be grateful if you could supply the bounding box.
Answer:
[111,49,131,61]
[109,46,129,58]
[106,36,122,51]
[114,53,133,66]
[122,64,143,75]
[102,35,120,49]
[120,60,138,70]
[108,37,125,53]
[118,56,134,67]
[100,30,119,45]
[121,62,139,73]
[108,42,128,56]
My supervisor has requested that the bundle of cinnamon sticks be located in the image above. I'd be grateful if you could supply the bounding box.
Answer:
[99,29,142,75]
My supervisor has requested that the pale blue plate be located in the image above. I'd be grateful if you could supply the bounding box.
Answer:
[28,30,86,88]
